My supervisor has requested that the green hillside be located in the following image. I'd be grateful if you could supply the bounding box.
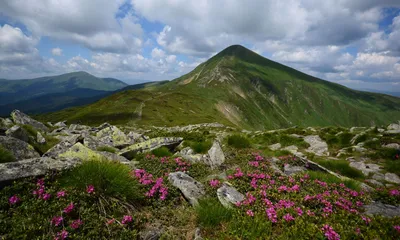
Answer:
[39,45,400,130]
[0,71,127,105]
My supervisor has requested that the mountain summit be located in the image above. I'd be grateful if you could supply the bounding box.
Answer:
[41,45,400,130]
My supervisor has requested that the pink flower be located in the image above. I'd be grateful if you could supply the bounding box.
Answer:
[37,178,45,186]
[55,230,68,240]
[70,219,83,229]
[234,168,244,178]
[57,191,66,198]
[361,216,371,225]
[209,179,220,188]
[296,207,303,216]
[266,207,277,223]
[390,189,400,196]
[246,210,254,217]
[106,218,115,225]
[42,193,51,201]
[321,224,340,240]
[51,216,64,226]
[283,213,295,222]
[9,195,20,205]
[291,184,300,192]
[63,202,74,214]
[355,228,361,235]
[306,210,315,216]
[121,215,133,224]
[394,225,400,233]
[86,185,95,194]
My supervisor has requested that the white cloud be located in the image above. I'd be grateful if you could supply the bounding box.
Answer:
[151,48,166,59]
[51,48,62,56]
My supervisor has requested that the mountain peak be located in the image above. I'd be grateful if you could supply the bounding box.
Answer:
[218,44,253,57]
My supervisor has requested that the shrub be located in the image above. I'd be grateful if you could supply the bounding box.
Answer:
[151,146,172,157]
[227,134,251,149]
[196,198,233,228]
[96,146,117,153]
[190,140,212,154]
[60,160,144,202]
[0,145,15,163]
[312,159,365,180]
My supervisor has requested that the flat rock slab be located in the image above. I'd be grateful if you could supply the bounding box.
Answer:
[59,142,105,160]
[6,125,30,143]
[365,202,400,218]
[0,157,81,183]
[304,135,329,156]
[349,161,382,176]
[284,164,306,176]
[217,184,245,208]
[43,135,82,158]
[0,136,39,160]
[119,137,183,159]
[11,110,49,132]
[168,171,205,206]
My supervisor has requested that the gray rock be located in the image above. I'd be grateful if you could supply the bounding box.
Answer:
[269,143,281,151]
[0,117,13,127]
[304,135,329,156]
[282,145,298,154]
[385,173,400,184]
[58,142,107,160]
[270,163,283,175]
[387,123,400,131]
[205,141,225,169]
[217,183,245,208]
[0,157,81,182]
[37,132,46,144]
[284,164,306,176]
[83,135,114,151]
[178,147,205,163]
[383,143,400,150]
[127,131,145,142]
[120,137,183,159]
[11,110,49,132]
[96,126,132,148]
[0,136,39,160]
[54,121,67,127]
[168,172,205,205]
[372,173,385,181]
[139,226,162,240]
[5,125,29,142]
[349,161,382,176]
[97,151,130,163]
[365,202,400,218]
[43,134,82,158]
[194,228,203,240]
[367,179,384,186]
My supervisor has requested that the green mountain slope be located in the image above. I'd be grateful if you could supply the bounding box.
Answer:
[39,45,400,130]
[0,71,128,105]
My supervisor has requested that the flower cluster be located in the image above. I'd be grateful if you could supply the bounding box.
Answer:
[209,179,220,188]
[133,169,168,200]
[32,178,51,200]
[321,224,340,240]
[9,195,20,205]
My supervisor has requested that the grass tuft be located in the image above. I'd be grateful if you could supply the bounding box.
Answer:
[196,198,233,228]
[0,145,15,163]
[96,146,117,153]
[227,134,251,149]
[307,171,361,191]
[312,159,365,180]
[151,146,172,157]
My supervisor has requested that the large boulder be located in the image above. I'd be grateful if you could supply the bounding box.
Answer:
[217,183,245,208]
[304,135,329,156]
[5,125,30,142]
[0,157,81,183]
[205,141,225,169]
[365,202,400,218]
[43,134,82,158]
[119,137,183,159]
[58,142,105,160]
[10,110,49,132]
[96,126,132,148]
[0,136,39,160]
[168,172,205,205]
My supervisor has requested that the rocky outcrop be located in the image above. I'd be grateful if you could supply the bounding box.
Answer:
[349,161,381,176]
[96,126,132,148]
[154,123,225,132]
[43,134,82,158]
[120,137,183,159]
[304,135,329,156]
[58,143,105,160]
[384,173,400,184]
[83,135,114,151]
[283,164,306,176]
[11,110,49,132]
[217,183,245,208]
[5,125,29,142]
[0,117,13,127]
[168,172,205,205]
[365,202,400,218]
[54,121,67,128]
[0,136,39,160]
[0,157,81,183]
[205,141,225,169]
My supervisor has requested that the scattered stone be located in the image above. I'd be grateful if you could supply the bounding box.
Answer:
[0,117,13,127]
[120,137,183,159]
[0,136,39,160]
[205,140,225,169]
[349,162,381,176]
[178,147,205,163]
[83,135,114,151]
[304,135,329,156]
[372,173,385,181]
[384,173,400,184]
[383,143,400,150]
[58,142,105,160]
[284,164,306,176]
[217,183,245,208]
[43,134,82,158]
[11,110,49,132]
[155,123,225,132]
[127,131,146,143]
[139,226,162,240]
[46,122,53,127]
[282,145,298,154]
[194,228,203,240]
[269,143,281,151]
[0,157,81,183]
[367,179,384,186]
[96,126,132,148]
[54,121,67,128]
[37,132,46,144]
[5,125,29,142]
[168,172,205,205]
[365,202,400,218]
[96,151,130,163]
[270,163,284,175]
[386,123,400,134]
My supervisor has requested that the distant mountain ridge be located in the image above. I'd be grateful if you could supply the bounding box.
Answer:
[40,45,400,130]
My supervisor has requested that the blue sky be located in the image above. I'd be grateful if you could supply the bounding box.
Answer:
[0,0,399,91]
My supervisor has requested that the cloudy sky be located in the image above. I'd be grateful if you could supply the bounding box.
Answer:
[0,0,399,91]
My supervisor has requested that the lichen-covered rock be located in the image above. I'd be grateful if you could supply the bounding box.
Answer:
[282,145,298,154]
[178,147,205,163]
[205,141,225,169]
[217,183,245,208]
[365,202,400,218]
[0,117,13,127]
[96,126,132,148]
[58,142,105,160]
[98,151,130,163]
[83,135,115,151]
[43,134,82,158]
[384,173,400,184]
[127,131,146,143]
[37,132,46,144]
[10,110,49,132]
[0,136,39,160]
[383,143,400,150]
[168,171,205,205]
[54,121,67,127]
[0,157,81,183]
[5,125,29,142]
[284,164,306,176]
[269,143,281,151]
[120,137,183,159]
[304,135,329,156]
